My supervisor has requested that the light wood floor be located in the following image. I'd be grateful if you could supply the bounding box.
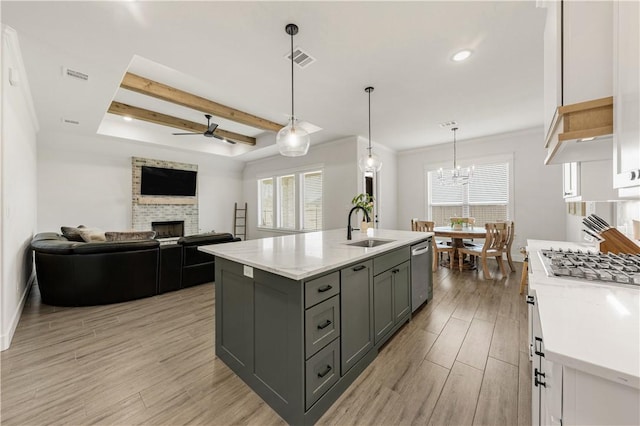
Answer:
[1,261,531,425]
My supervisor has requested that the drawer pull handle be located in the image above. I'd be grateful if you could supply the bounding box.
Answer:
[535,377,547,388]
[392,268,400,273]
[534,337,545,357]
[535,368,546,379]
[526,296,535,305]
[317,285,332,293]
[317,365,332,378]
[317,320,332,330]
[353,265,366,272]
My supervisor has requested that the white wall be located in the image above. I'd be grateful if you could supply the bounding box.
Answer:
[1,27,39,350]
[242,137,359,239]
[397,127,566,260]
[37,132,244,235]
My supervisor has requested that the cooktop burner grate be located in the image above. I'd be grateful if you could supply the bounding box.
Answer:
[540,248,640,285]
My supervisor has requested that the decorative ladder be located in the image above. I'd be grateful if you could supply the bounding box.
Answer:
[233,202,247,240]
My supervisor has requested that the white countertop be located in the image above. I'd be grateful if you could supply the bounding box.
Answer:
[200,228,433,281]
[527,239,640,389]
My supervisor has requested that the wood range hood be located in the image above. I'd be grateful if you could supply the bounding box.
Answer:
[544,96,613,165]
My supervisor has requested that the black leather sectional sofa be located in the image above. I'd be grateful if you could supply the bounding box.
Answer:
[31,232,239,307]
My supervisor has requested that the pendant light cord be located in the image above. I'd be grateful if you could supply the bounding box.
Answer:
[290,30,295,122]
[452,127,458,169]
[368,89,372,157]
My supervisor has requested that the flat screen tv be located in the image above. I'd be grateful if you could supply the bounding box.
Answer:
[141,166,197,196]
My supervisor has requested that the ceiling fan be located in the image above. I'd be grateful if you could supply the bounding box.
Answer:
[172,114,236,144]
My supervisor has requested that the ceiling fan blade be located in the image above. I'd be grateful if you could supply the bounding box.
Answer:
[172,132,202,135]
[214,135,236,144]
[207,123,219,134]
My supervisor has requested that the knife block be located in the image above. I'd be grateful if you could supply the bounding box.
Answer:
[597,229,640,254]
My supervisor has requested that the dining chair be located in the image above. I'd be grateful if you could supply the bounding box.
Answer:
[457,222,508,279]
[503,221,516,272]
[412,220,454,270]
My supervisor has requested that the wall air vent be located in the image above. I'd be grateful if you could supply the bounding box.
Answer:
[62,67,89,81]
[285,47,315,68]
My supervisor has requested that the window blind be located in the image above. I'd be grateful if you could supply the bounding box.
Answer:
[429,170,464,205]
[303,171,323,230]
[258,178,273,227]
[278,175,296,229]
[468,163,509,205]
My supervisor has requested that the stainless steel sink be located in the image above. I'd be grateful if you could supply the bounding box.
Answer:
[345,239,394,248]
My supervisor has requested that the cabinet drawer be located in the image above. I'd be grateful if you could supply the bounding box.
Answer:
[305,272,340,308]
[373,247,410,276]
[305,295,340,358]
[305,338,340,410]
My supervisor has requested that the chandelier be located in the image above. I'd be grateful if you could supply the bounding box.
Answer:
[437,127,473,186]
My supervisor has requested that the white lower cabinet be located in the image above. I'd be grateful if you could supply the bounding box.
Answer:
[529,291,640,425]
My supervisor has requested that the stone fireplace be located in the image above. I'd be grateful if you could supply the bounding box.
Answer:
[152,221,185,238]
[131,157,198,236]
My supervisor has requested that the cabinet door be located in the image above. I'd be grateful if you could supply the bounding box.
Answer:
[531,297,543,426]
[392,261,411,322]
[340,261,373,375]
[562,162,579,198]
[613,0,640,191]
[373,270,393,344]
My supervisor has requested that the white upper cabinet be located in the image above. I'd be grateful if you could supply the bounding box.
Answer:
[613,0,640,195]
[562,1,613,104]
[543,1,614,165]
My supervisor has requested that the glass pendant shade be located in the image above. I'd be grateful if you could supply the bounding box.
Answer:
[358,151,382,173]
[276,117,310,157]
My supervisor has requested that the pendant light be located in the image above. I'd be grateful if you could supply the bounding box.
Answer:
[276,23,310,157]
[437,127,474,185]
[358,86,382,173]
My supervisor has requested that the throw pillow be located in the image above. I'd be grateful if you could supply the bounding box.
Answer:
[78,228,107,242]
[61,226,85,242]
[104,231,156,242]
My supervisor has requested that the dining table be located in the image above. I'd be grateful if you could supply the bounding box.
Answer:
[433,225,486,269]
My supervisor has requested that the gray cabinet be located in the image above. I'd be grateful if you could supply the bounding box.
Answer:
[374,270,394,343]
[393,261,411,322]
[373,247,411,345]
[340,261,373,375]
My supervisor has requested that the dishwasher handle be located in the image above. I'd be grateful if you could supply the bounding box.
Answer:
[412,246,430,256]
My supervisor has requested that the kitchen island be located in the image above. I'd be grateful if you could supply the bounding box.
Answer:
[200,229,432,425]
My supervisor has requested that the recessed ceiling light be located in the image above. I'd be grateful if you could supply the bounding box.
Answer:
[123,116,133,122]
[452,50,472,62]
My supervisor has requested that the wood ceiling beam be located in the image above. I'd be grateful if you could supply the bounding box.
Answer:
[120,72,284,133]
[108,101,256,146]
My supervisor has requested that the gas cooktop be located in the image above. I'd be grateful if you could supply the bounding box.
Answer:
[539,248,640,286]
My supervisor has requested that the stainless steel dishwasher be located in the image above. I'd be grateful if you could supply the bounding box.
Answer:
[411,238,433,312]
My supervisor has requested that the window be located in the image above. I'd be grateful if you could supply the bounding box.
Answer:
[258,168,323,231]
[427,159,511,227]
[303,171,323,230]
[258,178,273,227]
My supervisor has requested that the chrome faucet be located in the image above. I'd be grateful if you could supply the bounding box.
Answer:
[347,206,370,240]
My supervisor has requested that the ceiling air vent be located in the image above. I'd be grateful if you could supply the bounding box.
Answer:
[62,66,88,81]
[285,47,315,68]
[439,121,457,128]
[61,118,80,125]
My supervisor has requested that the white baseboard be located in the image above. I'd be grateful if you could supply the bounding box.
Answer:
[0,273,34,351]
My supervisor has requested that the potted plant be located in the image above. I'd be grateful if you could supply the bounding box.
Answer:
[351,193,374,232]
[451,219,464,230]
